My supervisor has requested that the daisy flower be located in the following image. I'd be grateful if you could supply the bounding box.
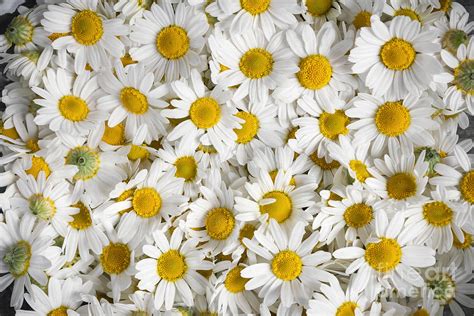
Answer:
[241,220,334,307]
[333,210,436,297]
[232,98,284,165]
[186,183,240,256]
[346,92,438,157]
[433,2,472,55]
[98,62,169,143]
[293,93,351,156]
[383,0,444,26]
[209,0,299,40]
[274,22,356,104]
[32,68,108,136]
[211,262,260,314]
[11,172,77,236]
[0,211,54,309]
[339,0,385,30]
[41,0,128,73]
[449,228,474,273]
[235,169,315,230]
[349,16,442,100]
[114,0,153,21]
[135,227,213,310]
[129,0,208,81]
[314,185,381,245]
[307,277,371,316]
[18,277,92,316]
[163,69,240,156]
[104,159,187,245]
[399,186,469,253]
[301,0,342,27]
[327,135,373,184]
[304,150,345,189]
[208,29,298,103]
[436,37,474,114]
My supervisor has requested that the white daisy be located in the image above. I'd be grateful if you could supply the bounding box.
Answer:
[163,69,240,155]
[384,0,444,26]
[32,68,108,136]
[434,3,472,55]
[274,22,356,104]
[114,0,153,21]
[349,16,442,99]
[333,210,436,298]
[300,0,342,27]
[346,92,438,157]
[241,220,334,307]
[129,0,208,81]
[208,29,298,103]
[339,0,385,30]
[41,0,128,73]
[135,227,213,310]
[235,169,315,230]
[98,62,169,143]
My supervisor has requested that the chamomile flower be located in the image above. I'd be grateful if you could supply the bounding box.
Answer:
[209,29,298,103]
[436,37,474,114]
[339,0,385,30]
[41,0,128,73]
[241,220,334,307]
[19,277,92,316]
[0,211,54,309]
[235,169,315,230]
[301,0,342,27]
[32,68,108,136]
[334,210,436,297]
[104,159,187,244]
[135,227,213,310]
[346,92,438,157]
[274,22,356,103]
[98,63,169,143]
[293,94,351,156]
[163,69,240,155]
[314,185,380,245]
[232,99,284,165]
[350,16,442,100]
[434,3,472,55]
[384,0,444,26]
[129,0,208,82]
[187,183,240,256]
[114,0,153,21]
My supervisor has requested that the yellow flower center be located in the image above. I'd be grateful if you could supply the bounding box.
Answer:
[128,144,149,161]
[386,172,417,200]
[412,308,430,316]
[260,191,292,223]
[26,156,51,179]
[437,0,452,12]
[120,87,148,115]
[0,124,19,140]
[239,224,256,246]
[100,243,131,275]
[48,32,70,42]
[234,112,259,144]
[343,203,373,228]
[319,110,349,140]
[198,144,218,154]
[269,170,296,186]
[271,250,302,281]
[297,55,333,90]
[375,101,411,137]
[26,139,40,152]
[156,25,190,60]
[306,0,332,16]
[460,170,474,204]
[71,10,104,46]
[205,207,236,240]
[353,11,372,29]
[394,8,421,21]
[58,95,89,122]
[224,266,249,293]
[189,97,221,129]
[336,302,358,316]
[157,250,187,281]
[453,231,472,250]
[175,156,197,182]
[423,201,453,227]
[117,189,135,214]
[3,240,31,278]
[380,38,416,71]
[310,152,341,170]
[349,160,371,182]
[121,53,137,67]
[364,237,402,272]
[240,0,271,15]
[69,202,93,230]
[102,122,125,146]
[239,48,274,79]
[47,306,68,316]
[132,188,162,218]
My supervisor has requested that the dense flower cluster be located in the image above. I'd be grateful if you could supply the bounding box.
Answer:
[0,0,473,315]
